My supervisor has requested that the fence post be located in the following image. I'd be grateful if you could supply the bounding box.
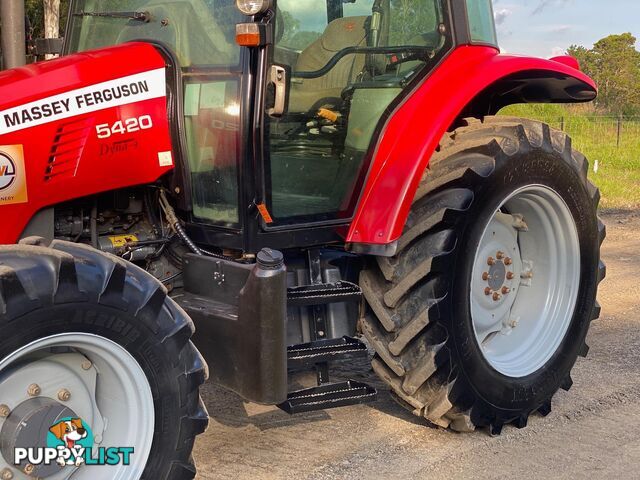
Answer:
[617,116,622,148]
[560,116,565,131]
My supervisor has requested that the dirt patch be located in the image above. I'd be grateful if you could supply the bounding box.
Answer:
[194,211,640,479]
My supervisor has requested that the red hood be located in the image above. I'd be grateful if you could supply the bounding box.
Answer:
[0,43,167,112]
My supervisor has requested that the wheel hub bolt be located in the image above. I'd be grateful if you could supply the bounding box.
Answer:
[502,287,511,294]
[487,257,495,266]
[492,292,502,302]
[58,389,71,402]
[484,287,492,296]
[81,360,93,370]
[496,251,505,260]
[0,404,10,418]
[27,384,41,397]
[506,272,514,280]
[504,257,513,266]
[23,464,35,476]
[482,272,489,281]
[1,468,14,480]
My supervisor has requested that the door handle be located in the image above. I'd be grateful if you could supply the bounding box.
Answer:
[268,65,288,117]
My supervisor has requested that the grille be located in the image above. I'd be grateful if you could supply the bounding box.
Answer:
[44,118,93,182]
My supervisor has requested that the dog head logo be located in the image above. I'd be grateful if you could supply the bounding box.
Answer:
[49,419,88,449]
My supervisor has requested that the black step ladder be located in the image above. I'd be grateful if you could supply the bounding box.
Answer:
[278,336,377,414]
[278,250,377,414]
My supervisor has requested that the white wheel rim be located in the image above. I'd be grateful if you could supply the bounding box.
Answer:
[470,185,580,378]
[0,333,154,480]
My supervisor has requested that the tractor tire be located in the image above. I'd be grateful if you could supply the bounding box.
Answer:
[361,116,606,434]
[0,239,208,479]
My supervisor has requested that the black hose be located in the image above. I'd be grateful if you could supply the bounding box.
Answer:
[158,189,239,262]
[173,221,203,256]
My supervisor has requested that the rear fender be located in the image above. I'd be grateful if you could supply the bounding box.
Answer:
[346,46,596,253]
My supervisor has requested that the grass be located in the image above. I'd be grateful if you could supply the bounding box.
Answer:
[500,104,640,210]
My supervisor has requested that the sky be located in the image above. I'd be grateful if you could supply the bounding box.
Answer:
[494,0,640,57]
[278,0,640,59]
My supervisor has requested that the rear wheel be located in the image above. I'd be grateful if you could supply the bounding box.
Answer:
[361,117,606,433]
[0,240,208,479]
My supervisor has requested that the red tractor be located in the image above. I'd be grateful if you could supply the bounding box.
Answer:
[0,0,605,478]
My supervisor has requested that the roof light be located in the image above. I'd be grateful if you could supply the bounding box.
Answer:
[236,0,271,16]
[236,23,262,46]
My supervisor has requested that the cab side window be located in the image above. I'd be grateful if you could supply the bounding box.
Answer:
[266,0,450,225]
[465,0,498,45]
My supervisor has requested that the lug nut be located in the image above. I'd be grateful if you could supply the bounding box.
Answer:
[492,292,502,302]
[506,272,515,280]
[58,389,71,402]
[502,287,511,294]
[482,272,489,281]
[484,287,492,296]
[487,257,495,266]
[27,384,41,397]
[1,468,14,480]
[81,360,93,370]
[23,464,35,475]
[0,404,10,418]
[496,251,505,260]
[504,257,513,266]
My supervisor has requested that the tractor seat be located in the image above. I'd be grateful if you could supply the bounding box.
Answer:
[289,16,369,113]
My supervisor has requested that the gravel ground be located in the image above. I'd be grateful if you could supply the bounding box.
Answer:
[194,211,640,480]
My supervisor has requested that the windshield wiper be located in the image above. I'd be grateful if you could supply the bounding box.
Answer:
[73,11,150,22]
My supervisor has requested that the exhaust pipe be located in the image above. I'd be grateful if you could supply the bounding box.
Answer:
[1,0,26,69]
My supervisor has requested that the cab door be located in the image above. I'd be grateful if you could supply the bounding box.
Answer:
[261,0,453,228]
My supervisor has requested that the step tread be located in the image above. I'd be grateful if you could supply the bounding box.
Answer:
[278,380,377,414]
[287,281,362,306]
[287,336,368,367]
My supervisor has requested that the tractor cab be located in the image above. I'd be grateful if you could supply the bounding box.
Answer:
[64,0,498,252]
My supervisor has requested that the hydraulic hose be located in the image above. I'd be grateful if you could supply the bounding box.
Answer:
[158,190,236,261]
[159,190,202,255]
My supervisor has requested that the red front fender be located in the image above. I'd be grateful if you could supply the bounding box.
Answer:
[346,45,596,250]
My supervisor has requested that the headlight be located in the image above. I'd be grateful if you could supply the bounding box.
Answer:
[236,0,271,16]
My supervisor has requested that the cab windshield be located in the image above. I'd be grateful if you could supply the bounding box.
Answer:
[66,0,242,67]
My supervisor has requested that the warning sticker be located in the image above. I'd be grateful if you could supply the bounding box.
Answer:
[108,234,139,248]
[0,145,28,205]
[256,203,274,224]
[0,69,166,135]
[158,151,173,167]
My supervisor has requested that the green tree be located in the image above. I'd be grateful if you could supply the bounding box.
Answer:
[390,0,438,44]
[568,33,640,115]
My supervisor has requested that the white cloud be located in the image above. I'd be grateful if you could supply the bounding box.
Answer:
[551,46,566,57]
[494,8,512,26]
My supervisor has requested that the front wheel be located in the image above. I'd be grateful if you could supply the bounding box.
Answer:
[0,241,208,479]
[361,117,606,433]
